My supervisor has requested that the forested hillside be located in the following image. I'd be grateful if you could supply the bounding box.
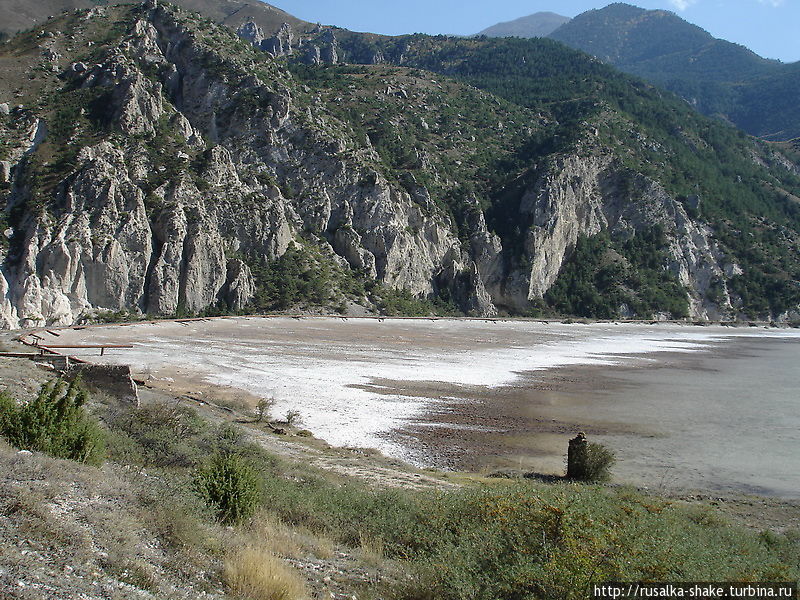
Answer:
[1,1,799,325]
[547,2,800,141]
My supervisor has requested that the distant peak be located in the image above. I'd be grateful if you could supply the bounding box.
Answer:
[478,11,571,39]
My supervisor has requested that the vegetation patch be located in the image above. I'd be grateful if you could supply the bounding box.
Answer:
[545,228,690,319]
[243,242,366,313]
[0,377,105,465]
[224,545,308,600]
[373,287,459,317]
[195,452,262,525]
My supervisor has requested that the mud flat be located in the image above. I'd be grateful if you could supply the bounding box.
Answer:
[44,318,800,497]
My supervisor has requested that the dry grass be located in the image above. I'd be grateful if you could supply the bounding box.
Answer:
[0,437,227,598]
[358,530,385,567]
[249,510,334,560]
[224,546,309,600]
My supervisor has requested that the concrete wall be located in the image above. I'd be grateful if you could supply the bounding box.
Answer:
[66,364,140,407]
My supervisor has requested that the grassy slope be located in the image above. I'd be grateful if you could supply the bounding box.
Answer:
[0,354,798,599]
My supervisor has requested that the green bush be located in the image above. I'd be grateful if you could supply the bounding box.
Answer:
[0,377,105,465]
[261,477,797,599]
[194,452,261,524]
[106,402,207,467]
[568,441,617,483]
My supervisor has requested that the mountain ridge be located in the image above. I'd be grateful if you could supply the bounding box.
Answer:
[0,0,310,40]
[546,2,798,140]
[477,12,570,39]
[0,1,798,327]
[475,2,798,141]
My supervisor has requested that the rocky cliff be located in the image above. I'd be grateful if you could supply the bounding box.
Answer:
[0,1,798,327]
[0,3,496,328]
[485,152,738,319]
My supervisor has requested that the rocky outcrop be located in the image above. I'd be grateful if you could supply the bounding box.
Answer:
[238,20,297,58]
[224,259,255,310]
[262,22,295,57]
[302,44,322,66]
[0,5,487,328]
[236,20,265,49]
[319,30,339,65]
[482,153,738,319]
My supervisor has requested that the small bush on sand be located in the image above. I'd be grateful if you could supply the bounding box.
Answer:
[581,442,616,482]
[284,410,302,426]
[0,377,105,465]
[256,398,275,423]
[224,546,308,600]
[194,452,261,524]
[567,436,616,483]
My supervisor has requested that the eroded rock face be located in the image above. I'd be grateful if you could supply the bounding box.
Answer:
[487,153,738,319]
[0,4,782,329]
[0,6,488,328]
[236,20,265,49]
[262,23,295,57]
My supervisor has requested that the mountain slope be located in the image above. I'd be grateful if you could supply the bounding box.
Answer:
[547,2,799,141]
[1,1,799,327]
[478,12,570,38]
[0,0,310,40]
[0,2,515,326]
[302,28,800,316]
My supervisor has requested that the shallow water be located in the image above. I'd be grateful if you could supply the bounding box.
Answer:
[50,318,800,497]
[582,338,800,497]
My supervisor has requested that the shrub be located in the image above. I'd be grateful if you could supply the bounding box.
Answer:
[0,377,105,465]
[584,442,616,482]
[569,441,616,483]
[224,546,308,600]
[256,398,274,423]
[106,401,206,467]
[194,452,261,524]
[284,410,302,426]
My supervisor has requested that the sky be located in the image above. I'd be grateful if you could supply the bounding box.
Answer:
[266,0,799,63]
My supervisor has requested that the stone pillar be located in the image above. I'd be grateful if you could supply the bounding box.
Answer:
[567,432,588,480]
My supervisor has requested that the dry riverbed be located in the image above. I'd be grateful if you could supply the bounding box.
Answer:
[24,317,800,499]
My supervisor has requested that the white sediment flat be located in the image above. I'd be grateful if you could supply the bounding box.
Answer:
[48,319,800,469]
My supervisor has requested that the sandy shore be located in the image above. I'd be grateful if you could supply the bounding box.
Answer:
[387,339,786,479]
[35,317,800,497]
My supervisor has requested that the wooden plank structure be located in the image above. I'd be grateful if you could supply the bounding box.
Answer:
[38,344,134,356]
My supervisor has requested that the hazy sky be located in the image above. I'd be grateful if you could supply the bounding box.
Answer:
[266,0,798,63]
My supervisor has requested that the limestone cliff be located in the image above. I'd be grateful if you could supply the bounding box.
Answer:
[0,3,490,328]
[0,2,797,327]
[492,153,738,319]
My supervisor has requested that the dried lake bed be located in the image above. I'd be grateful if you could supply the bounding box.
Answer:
[46,318,800,498]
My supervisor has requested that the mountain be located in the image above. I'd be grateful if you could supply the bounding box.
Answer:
[0,0,310,40]
[547,2,799,141]
[0,1,799,328]
[478,12,570,38]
